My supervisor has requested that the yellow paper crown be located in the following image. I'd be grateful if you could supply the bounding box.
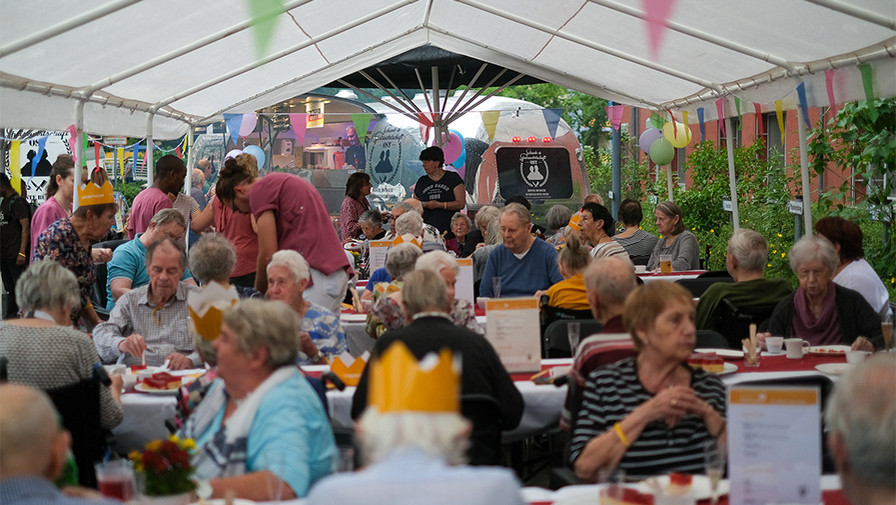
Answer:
[330,353,368,387]
[568,212,582,231]
[392,234,422,249]
[368,341,460,414]
[188,282,238,341]
[77,180,115,206]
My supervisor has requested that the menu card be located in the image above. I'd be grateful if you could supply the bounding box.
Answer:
[727,386,821,505]
[368,240,391,274]
[455,258,474,303]
[484,298,540,373]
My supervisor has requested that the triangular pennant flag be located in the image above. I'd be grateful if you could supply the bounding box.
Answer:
[31,136,48,179]
[734,96,743,130]
[289,113,307,144]
[133,144,140,178]
[649,112,665,129]
[480,111,500,142]
[682,111,689,130]
[858,63,874,103]
[715,98,726,137]
[223,113,244,145]
[542,108,562,139]
[66,125,78,168]
[10,140,21,193]
[666,108,678,137]
[248,0,282,60]
[754,103,765,136]
[118,148,125,179]
[176,145,182,159]
[82,132,89,168]
[796,82,810,128]
[94,139,102,175]
[775,100,785,145]
[605,105,624,132]
[643,0,677,61]
[825,69,838,118]
[418,112,436,143]
[351,113,372,145]
[697,107,705,141]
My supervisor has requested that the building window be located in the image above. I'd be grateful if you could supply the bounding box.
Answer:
[764,112,785,168]
[718,117,741,148]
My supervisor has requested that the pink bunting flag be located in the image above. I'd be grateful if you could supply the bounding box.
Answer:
[825,69,837,118]
[605,105,624,132]
[715,98,726,137]
[289,113,307,144]
[643,0,678,60]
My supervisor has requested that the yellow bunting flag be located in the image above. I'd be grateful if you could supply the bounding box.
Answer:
[10,140,21,193]
[774,100,785,146]
[117,148,125,179]
[480,111,500,142]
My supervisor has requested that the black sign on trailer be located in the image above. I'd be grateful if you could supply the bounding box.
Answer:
[495,146,573,202]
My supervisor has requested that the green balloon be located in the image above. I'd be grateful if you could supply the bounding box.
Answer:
[649,137,675,165]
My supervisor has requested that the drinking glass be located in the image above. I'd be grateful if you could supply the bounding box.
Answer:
[492,277,502,299]
[882,312,893,352]
[95,460,135,501]
[703,439,726,505]
[567,322,581,356]
[597,468,625,504]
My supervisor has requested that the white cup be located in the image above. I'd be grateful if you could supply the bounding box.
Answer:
[784,338,809,359]
[634,265,647,274]
[845,350,870,364]
[476,297,491,310]
[766,336,784,354]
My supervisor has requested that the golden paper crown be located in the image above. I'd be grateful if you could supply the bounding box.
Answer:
[368,341,460,414]
[568,212,582,231]
[188,282,238,341]
[77,181,115,206]
[330,352,368,387]
[392,234,422,249]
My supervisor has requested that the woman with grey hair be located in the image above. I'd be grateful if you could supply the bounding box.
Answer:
[0,261,123,483]
[366,243,423,338]
[762,235,882,350]
[445,212,473,257]
[472,218,503,287]
[358,209,386,240]
[645,201,699,272]
[188,233,261,299]
[265,250,347,365]
[545,204,573,246]
[180,299,336,500]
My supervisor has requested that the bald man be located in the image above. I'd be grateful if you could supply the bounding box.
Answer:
[0,384,120,504]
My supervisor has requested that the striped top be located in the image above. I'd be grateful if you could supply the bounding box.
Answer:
[612,229,658,265]
[570,357,726,478]
[590,240,631,262]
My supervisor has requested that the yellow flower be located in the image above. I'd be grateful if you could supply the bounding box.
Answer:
[710,229,715,233]
[781,252,786,258]
[128,450,141,462]
[772,250,777,254]
[181,438,196,450]
[767,263,772,268]
[777,233,782,238]
[168,434,179,443]
[146,440,162,452]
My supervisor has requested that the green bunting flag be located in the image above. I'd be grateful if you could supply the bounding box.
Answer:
[249,0,283,60]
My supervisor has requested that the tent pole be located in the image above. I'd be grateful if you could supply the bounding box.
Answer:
[724,116,740,229]
[186,126,194,193]
[375,69,424,114]
[432,66,442,148]
[797,107,813,232]
[73,100,85,212]
[610,101,621,219]
[666,165,673,201]
[445,64,488,119]
[146,114,155,187]
[336,80,417,122]
[357,71,420,117]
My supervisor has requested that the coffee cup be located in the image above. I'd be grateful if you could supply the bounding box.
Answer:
[784,338,809,359]
[766,336,784,354]
[845,350,870,364]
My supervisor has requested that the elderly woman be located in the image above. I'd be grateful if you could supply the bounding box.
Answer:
[189,233,262,299]
[265,250,347,365]
[366,242,423,338]
[445,212,474,257]
[472,219,502,289]
[571,281,726,481]
[612,198,658,266]
[362,212,428,303]
[358,209,386,240]
[32,168,117,326]
[340,172,372,241]
[814,216,891,321]
[180,299,336,500]
[0,261,123,485]
[646,201,699,272]
[762,236,882,350]
[545,204,573,247]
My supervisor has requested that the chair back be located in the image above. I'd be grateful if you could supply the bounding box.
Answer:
[695,329,729,349]
[540,303,593,339]
[715,298,776,349]
[460,393,504,466]
[91,238,130,318]
[676,276,733,298]
[45,379,108,488]
[543,319,603,358]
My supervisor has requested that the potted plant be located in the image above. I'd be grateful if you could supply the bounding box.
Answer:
[129,436,196,504]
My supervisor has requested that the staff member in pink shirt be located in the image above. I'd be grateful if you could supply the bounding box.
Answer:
[215,153,352,313]
[126,155,187,239]
[30,154,75,249]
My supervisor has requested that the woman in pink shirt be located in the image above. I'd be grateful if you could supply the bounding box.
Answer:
[30,154,75,249]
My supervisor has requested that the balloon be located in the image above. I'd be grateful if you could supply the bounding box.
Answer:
[239,114,257,136]
[649,138,675,165]
[225,149,243,161]
[441,131,464,165]
[639,128,663,154]
[663,122,692,149]
[243,145,266,168]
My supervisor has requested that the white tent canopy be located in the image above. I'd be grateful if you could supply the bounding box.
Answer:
[2,0,894,139]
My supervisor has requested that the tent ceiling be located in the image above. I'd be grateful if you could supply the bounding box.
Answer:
[1,0,894,139]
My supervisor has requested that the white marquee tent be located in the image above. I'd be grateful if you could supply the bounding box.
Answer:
[2,0,894,224]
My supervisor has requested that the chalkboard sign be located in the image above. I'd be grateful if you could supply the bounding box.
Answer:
[495,146,573,201]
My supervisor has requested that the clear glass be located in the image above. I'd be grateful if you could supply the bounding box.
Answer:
[492,276,502,299]
[704,439,726,505]
[95,460,136,501]
[597,468,626,505]
[881,312,893,351]
[567,322,581,356]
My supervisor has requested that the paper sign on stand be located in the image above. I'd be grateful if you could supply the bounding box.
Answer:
[727,386,821,505]
[368,241,391,274]
[455,258,474,304]
[484,298,540,373]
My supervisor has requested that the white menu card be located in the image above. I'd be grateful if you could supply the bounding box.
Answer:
[367,240,391,274]
[455,258,474,303]
[484,297,540,373]
[727,386,821,505]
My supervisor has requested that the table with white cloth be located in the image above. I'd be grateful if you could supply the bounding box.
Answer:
[636,270,706,283]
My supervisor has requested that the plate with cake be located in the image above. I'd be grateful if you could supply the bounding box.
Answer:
[694,348,743,360]
[135,372,183,395]
[688,353,738,374]
[635,474,730,500]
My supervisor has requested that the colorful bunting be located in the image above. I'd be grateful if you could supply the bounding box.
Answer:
[94,140,102,174]
[10,140,21,193]
[775,99,785,145]
[796,82,810,128]
[31,136,48,179]
[82,133,89,168]
[351,113,372,145]
[605,105,624,132]
[117,148,125,179]
[715,98,726,137]
[543,108,562,139]
[643,0,678,61]
[697,107,705,141]
[66,125,78,168]
[666,108,677,137]
[649,112,665,129]
[480,111,500,142]
[289,113,307,144]
[859,63,874,103]
[248,0,283,60]
[223,114,243,145]
[824,69,838,118]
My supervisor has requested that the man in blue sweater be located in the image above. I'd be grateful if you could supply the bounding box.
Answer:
[480,203,562,298]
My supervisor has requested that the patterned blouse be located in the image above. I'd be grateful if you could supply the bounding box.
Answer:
[370,297,483,336]
[31,217,95,324]
[300,301,348,365]
[339,196,369,241]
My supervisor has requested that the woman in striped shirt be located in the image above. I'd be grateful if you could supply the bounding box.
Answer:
[570,281,727,481]
[579,202,631,263]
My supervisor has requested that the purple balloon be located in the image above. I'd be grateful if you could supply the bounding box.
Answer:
[639,128,663,154]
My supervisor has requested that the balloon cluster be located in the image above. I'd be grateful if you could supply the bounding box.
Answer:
[638,121,692,165]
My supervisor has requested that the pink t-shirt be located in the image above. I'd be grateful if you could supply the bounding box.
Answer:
[30,197,69,250]
[212,197,258,278]
[249,172,351,276]
[127,187,172,239]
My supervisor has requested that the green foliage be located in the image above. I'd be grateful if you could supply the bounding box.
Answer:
[115,181,143,208]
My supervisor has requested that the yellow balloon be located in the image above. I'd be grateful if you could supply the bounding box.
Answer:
[663,122,692,148]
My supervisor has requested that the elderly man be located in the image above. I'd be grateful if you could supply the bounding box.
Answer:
[265,249,347,365]
[352,269,523,466]
[695,228,792,340]
[127,155,187,239]
[825,354,895,505]
[479,203,562,298]
[94,237,199,369]
[190,168,207,210]
[106,208,194,310]
[0,384,121,505]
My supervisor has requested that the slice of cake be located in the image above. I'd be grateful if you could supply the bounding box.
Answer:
[703,355,724,373]
[141,372,182,390]
[667,473,693,494]
[601,486,654,505]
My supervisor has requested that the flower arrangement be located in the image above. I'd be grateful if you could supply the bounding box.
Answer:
[129,435,196,496]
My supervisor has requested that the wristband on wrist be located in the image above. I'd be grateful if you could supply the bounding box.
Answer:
[18,252,26,257]
[613,422,631,447]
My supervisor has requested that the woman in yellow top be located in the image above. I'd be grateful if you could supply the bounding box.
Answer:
[539,234,592,311]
